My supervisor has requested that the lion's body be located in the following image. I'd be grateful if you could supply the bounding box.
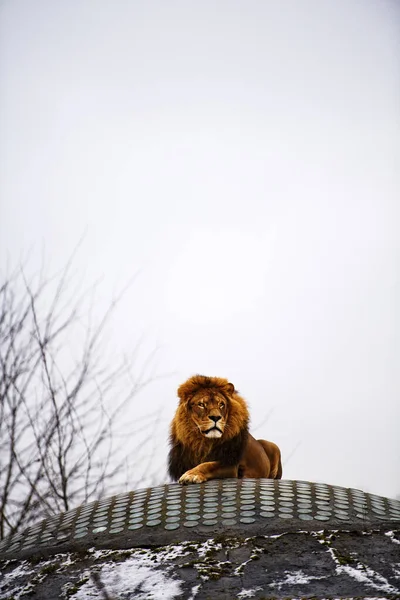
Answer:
[168,375,282,484]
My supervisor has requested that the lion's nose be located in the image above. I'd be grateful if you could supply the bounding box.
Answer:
[209,415,221,423]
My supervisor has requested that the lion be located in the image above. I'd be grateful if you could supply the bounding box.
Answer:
[168,375,282,484]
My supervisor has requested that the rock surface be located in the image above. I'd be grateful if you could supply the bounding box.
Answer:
[0,479,399,599]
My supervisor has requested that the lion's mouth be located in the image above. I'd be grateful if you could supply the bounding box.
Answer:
[204,426,223,439]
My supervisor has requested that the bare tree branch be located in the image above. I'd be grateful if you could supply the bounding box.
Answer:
[0,255,161,539]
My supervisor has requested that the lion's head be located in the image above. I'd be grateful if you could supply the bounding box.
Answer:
[172,375,249,447]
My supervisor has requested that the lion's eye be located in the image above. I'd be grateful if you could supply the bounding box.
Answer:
[219,402,225,409]
[198,402,205,409]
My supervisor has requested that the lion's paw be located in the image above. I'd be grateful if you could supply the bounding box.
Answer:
[179,470,208,485]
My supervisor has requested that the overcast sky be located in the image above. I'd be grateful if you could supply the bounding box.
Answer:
[1,0,399,499]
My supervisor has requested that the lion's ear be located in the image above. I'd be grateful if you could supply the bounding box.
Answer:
[226,382,235,395]
[177,381,192,404]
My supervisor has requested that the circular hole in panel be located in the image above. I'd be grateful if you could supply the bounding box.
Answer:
[260,506,275,513]
[147,502,162,510]
[9,543,21,552]
[334,502,349,510]
[260,511,275,518]
[240,505,255,513]
[128,523,143,530]
[166,510,181,517]
[240,517,255,524]
[202,512,218,520]
[111,513,126,521]
[317,510,332,517]
[129,509,144,517]
[113,503,128,510]
[110,527,125,534]
[297,502,312,509]
[221,500,236,507]
[94,509,109,517]
[221,506,236,513]
[335,513,349,520]
[185,507,200,515]
[221,512,237,519]
[73,531,89,539]
[333,488,348,498]
[147,506,162,515]
[57,533,70,540]
[355,514,370,520]
[185,491,201,498]
[371,502,385,510]
[203,506,219,513]
[240,499,255,505]
[130,503,145,510]
[166,516,180,523]
[166,499,181,506]
[62,515,76,523]
[146,519,162,527]
[222,518,237,526]
[183,521,199,528]
[240,510,255,517]
[184,514,199,521]
[93,519,108,527]
[165,522,180,530]
[279,501,294,507]
[147,513,162,521]
[24,536,39,545]
[129,517,144,525]
[351,489,365,497]
[315,515,331,521]
[278,507,293,513]
[278,513,293,519]
[371,507,386,515]
[298,514,314,521]
[297,507,312,514]
[166,494,182,502]
[110,515,126,523]
[203,519,218,526]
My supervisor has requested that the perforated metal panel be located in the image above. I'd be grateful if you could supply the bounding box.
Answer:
[1,479,399,560]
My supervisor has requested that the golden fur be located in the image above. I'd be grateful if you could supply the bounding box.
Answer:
[168,375,282,484]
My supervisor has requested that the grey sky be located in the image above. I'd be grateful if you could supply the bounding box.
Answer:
[0,0,399,498]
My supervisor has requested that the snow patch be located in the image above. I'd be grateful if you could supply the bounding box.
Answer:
[315,535,399,595]
[187,583,201,599]
[0,561,35,600]
[269,569,325,590]
[237,587,263,598]
[385,530,400,545]
[64,554,183,599]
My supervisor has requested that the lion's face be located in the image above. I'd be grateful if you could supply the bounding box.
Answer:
[188,391,228,439]
[172,375,249,448]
